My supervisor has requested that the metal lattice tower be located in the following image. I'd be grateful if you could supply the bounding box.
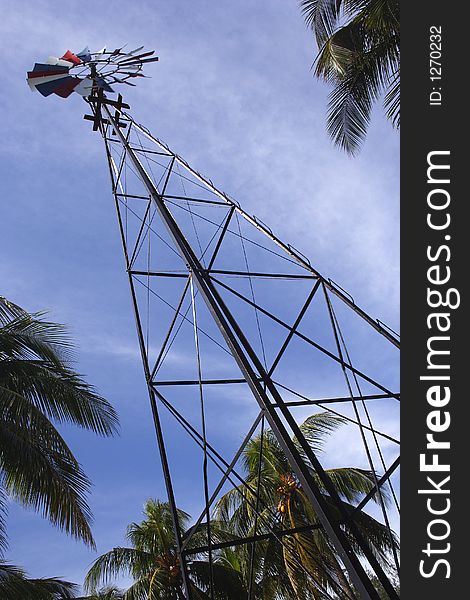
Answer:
[28,47,400,600]
[90,96,400,599]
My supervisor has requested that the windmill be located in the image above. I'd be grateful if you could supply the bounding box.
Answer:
[27,47,400,599]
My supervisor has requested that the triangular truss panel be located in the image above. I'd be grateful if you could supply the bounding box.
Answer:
[95,100,400,600]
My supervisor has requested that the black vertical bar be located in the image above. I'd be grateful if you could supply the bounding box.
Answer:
[189,274,214,600]
[248,415,265,599]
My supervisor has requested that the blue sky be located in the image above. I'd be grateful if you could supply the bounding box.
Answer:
[1,0,399,590]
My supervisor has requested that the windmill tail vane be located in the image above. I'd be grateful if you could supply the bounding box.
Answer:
[26,46,400,600]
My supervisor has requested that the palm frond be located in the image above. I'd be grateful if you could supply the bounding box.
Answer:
[341,501,399,566]
[0,307,119,436]
[0,562,34,598]
[0,384,101,548]
[0,487,8,555]
[296,412,345,453]
[0,359,119,437]
[0,297,120,552]
[0,412,95,547]
[214,484,250,533]
[321,467,390,505]
[122,578,149,600]
[126,499,190,553]
[384,70,400,127]
[184,519,240,553]
[0,297,25,326]
[359,0,399,32]
[76,585,125,600]
[242,430,289,476]
[25,576,78,599]
[0,561,77,599]
[0,386,77,459]
[314,21,380,154]
[0,314,71,363]
[303,0,400,152]
[189,560,247,599]
[282,536,316,600]
[216,547,243,575]
[84,547,154,592]
[300,0,344,45]
[255,535,300,599]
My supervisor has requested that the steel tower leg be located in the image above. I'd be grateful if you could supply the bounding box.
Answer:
[101,117,193,598]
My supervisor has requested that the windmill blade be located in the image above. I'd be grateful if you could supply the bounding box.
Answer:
[114,45,145,60]
[52,77,82,98]
[28,63,70,77]
[117,50,156,64]
[27,73,69,93]
[95,76,115,92]
[77,46,92,62]
[119,72,147,77]
[29,74,81,97]
[111,77,137,86]
[116,64,142,71]
[118,56,159,68]
[137,57,159,64]
[27,63,71,95]
[47,56,75,68]
[61,50,82,65]
[127,45,144,55]
[74,77,94,96]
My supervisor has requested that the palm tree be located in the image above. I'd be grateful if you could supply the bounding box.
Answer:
[216,413,398,599]
[0,560,77,599]
[76,585,124,599]
[300,0,399,154]
[85,499,246,599]
[0,296,119,550]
